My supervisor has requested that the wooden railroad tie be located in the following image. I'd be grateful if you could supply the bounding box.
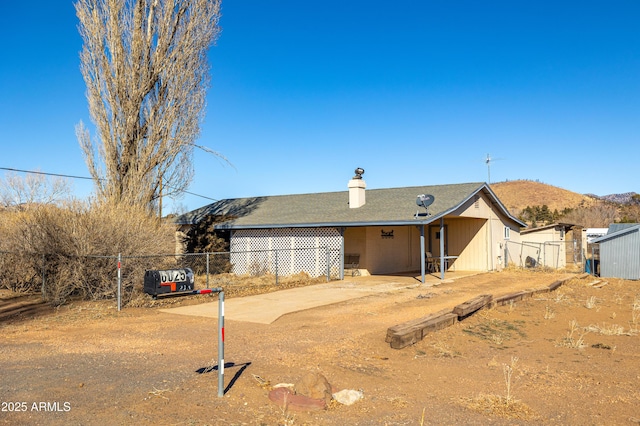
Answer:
[491,291,532,307]
[452,294,493,317]
[548,280,563,292]
[385,276,576,349]
[385,309,458,349]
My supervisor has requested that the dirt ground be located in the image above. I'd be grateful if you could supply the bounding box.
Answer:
[1,270,640,425]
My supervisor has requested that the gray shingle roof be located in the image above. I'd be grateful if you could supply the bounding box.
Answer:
[176,182,525,229]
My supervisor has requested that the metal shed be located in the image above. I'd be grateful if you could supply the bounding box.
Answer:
[592,224,640,280]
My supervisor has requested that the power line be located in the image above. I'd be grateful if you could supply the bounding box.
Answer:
[0,166,95,181]
[0,167,218,202]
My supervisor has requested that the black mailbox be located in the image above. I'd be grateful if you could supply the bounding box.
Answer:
[144,268,195,297]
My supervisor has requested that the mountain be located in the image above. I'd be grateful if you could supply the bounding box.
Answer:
[595,192,639,204]
[490,180,598,214]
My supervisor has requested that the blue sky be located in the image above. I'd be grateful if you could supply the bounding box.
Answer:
[1,1,638,213]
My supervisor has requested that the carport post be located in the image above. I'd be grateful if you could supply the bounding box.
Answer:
[339,228,345,280]
[440,219,445,281]
[419,225,426,283]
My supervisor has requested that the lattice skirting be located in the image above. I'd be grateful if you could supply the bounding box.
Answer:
[230,228,342,277]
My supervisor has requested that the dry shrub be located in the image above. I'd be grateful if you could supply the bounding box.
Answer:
[556,320,589,348]
[463,394,537,420]
[0,209,41,293]
[0,200,175,304]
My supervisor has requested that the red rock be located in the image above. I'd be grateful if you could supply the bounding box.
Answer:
[268,387,327,411]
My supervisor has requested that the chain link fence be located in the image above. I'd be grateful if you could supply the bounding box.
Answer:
[585,243,600,276]
[505,239,586,270]
[0,247,342,308]
[505,241,562,269]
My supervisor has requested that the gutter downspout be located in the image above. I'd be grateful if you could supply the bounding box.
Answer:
[489,201,494,271]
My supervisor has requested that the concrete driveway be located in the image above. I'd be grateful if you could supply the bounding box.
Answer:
[160,271,478,324]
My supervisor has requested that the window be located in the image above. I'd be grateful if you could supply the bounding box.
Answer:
[504,226,510,240]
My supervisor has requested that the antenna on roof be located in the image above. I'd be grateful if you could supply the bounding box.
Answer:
[415,194,434,218]
[484,153,504,184]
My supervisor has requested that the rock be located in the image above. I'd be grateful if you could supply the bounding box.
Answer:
[268,386,326,412]
[294,372,333,404]
[332,389,364,405]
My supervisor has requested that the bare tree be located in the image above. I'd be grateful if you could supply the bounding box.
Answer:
[561,202,619,228]
[75,0,222,210]
[0,171,72,208]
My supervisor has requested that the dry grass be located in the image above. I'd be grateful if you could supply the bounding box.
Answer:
[544,305,556,319]
[551,291,571,305]
[584,295,598,310]
[556,320,588,349]
[502,356,518,404]
[146,387,171,401]
[631,297,640,332]
[463,355,537,420]
[463,394,538,420]
[279,392,296,426]
[388,396,408,408]
[429,341,461,358]
[586,323,629,336]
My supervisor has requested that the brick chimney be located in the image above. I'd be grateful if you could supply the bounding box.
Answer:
[348,168,366,208]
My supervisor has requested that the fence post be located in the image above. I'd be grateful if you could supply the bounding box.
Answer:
[206,252,210,289]
[117,253,122,311]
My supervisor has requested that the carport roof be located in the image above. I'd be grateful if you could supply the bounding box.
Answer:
[521,222,579,235]
[175,181,526,229]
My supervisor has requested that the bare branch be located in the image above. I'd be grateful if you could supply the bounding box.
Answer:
[76,0,222,211]
[0,172,72,208]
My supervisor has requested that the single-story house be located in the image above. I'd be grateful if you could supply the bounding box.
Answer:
[176,173,526,283]
[592,223,640,280]
[518,223,583,269]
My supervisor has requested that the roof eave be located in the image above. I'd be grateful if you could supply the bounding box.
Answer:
[481,183,528,228]
[214,217,443,230]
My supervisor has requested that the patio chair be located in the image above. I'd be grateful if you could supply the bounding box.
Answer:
[425,252,439,273]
